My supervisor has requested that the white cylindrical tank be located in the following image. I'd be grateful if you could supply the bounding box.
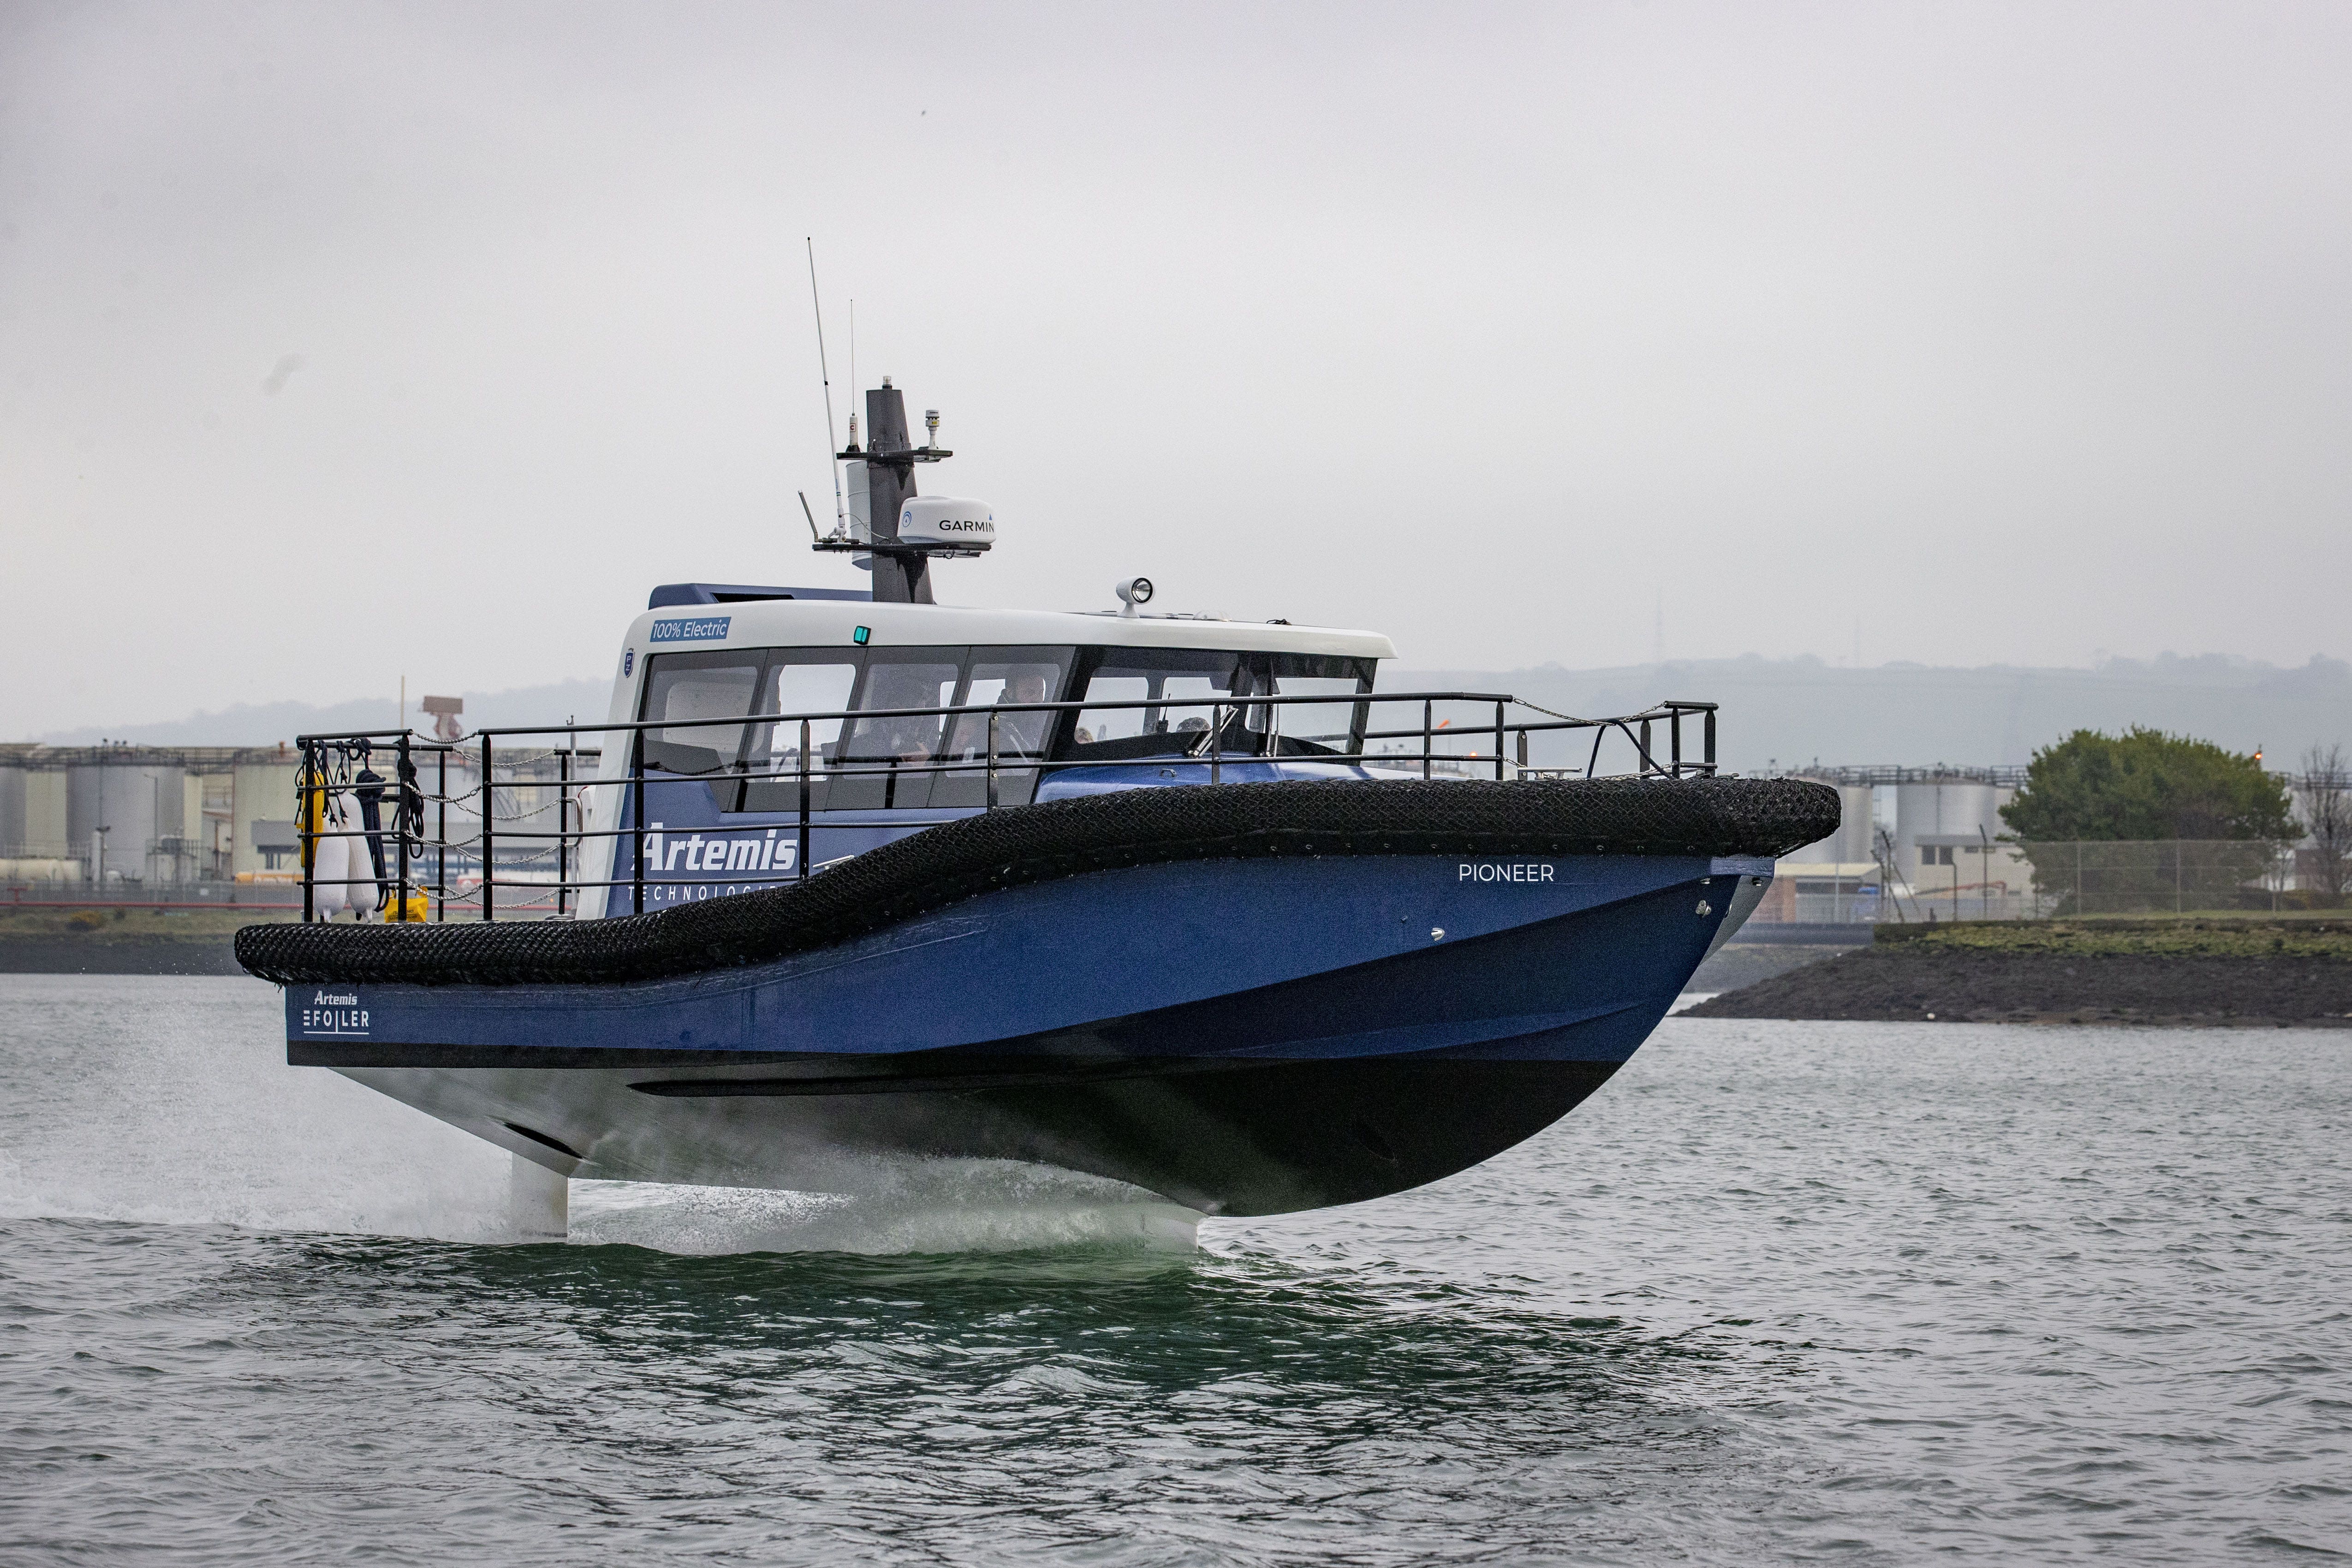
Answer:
[67,762,186,884]
[1832,783,1875,861]
[0,762,70,855]
[0,763,25,851]
[0,858,82,882]
[1894,779,2012,870]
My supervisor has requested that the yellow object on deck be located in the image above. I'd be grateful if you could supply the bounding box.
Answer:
[386,886,430,922]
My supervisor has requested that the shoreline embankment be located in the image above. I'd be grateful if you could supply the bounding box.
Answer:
[1687,918,2352,1027]
[0,907,285,976]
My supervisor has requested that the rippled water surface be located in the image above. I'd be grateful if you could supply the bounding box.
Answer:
[2,975,2347,1563]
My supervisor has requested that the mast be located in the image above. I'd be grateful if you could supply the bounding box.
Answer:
[859,380,927,603]
[831,375,959,602]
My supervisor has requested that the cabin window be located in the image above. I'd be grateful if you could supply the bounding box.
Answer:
[841,656,962,763]
[762,659,859,745]
[944,660,1064,762]
[727,644,1072,813]
[638,652,763,778]
[927,650,1072,808]
[1080,670,1242,743]
[642,644,1374,810]
[1065,650,1256,762]
[1056,650,1373,763]
[744,656,859,785]
[832,654,963,809]
[1266,655,1375,755]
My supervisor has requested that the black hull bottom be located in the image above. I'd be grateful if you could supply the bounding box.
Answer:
[333,1053,1625,1216]
[695,1055,1627,1216]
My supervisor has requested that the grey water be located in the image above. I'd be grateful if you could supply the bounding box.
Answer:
[1,977,2346,1564]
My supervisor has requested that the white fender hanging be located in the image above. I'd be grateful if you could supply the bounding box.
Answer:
[311,790,351,919]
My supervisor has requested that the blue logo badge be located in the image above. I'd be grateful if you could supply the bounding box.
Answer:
[623,648,635,676]
[649,616,731,644]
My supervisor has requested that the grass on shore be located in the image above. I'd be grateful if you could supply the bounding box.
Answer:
[0,906,302,940]
[1875,916,2352,960]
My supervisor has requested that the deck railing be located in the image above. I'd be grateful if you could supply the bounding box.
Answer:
[289,692,1718,923]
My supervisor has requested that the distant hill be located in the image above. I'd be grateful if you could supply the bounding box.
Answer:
[41,656,2352,771]
[40,680,615,748]
[1386,654,2352,773]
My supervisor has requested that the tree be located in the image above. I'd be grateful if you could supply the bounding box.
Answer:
[2298,743,2351,906]
[2001,727,2297,842]
[2001,729,2297,913]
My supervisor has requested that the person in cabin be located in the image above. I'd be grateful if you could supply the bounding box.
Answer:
[994,670,1054,757]
[947,668,1059,760]
[854,665,951,765]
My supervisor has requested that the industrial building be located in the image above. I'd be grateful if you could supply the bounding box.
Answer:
[0,743,302,890]
[2,738,582,918]
[1764,765,2036,923]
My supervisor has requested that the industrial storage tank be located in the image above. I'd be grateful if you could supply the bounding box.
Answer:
[1893,778,2015,880]
[66,757,187,884]
[0,858,82,882]
[0,753,68,853]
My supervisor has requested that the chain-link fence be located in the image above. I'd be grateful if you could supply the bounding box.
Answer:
[2005,840,2299,916]
[1894,840,2300,920]
[1756,839,2319,925]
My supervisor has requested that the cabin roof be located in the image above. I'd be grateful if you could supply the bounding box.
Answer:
[624,596,1397,662]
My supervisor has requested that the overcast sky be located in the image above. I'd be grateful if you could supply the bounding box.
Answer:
[5,1,2349,738]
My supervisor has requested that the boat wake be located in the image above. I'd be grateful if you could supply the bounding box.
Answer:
[569,1169,1199,1256]
[0,976,1197,1256]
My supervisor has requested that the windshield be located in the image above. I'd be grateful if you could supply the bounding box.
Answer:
[1058,651,1374,763]
[943,658,1065,763]
[839,656,962,767]
[690,644,1073,812]
[641,642,1373,805]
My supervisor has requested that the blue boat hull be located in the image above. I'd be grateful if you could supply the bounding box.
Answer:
[286,852,1768,1214]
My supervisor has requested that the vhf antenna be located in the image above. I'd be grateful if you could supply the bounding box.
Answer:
[805,237,847,537]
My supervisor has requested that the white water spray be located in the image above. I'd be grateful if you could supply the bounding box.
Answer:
[0,977,1199,1256]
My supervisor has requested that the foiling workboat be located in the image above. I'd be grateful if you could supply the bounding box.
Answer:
[237,378,1837,1224]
